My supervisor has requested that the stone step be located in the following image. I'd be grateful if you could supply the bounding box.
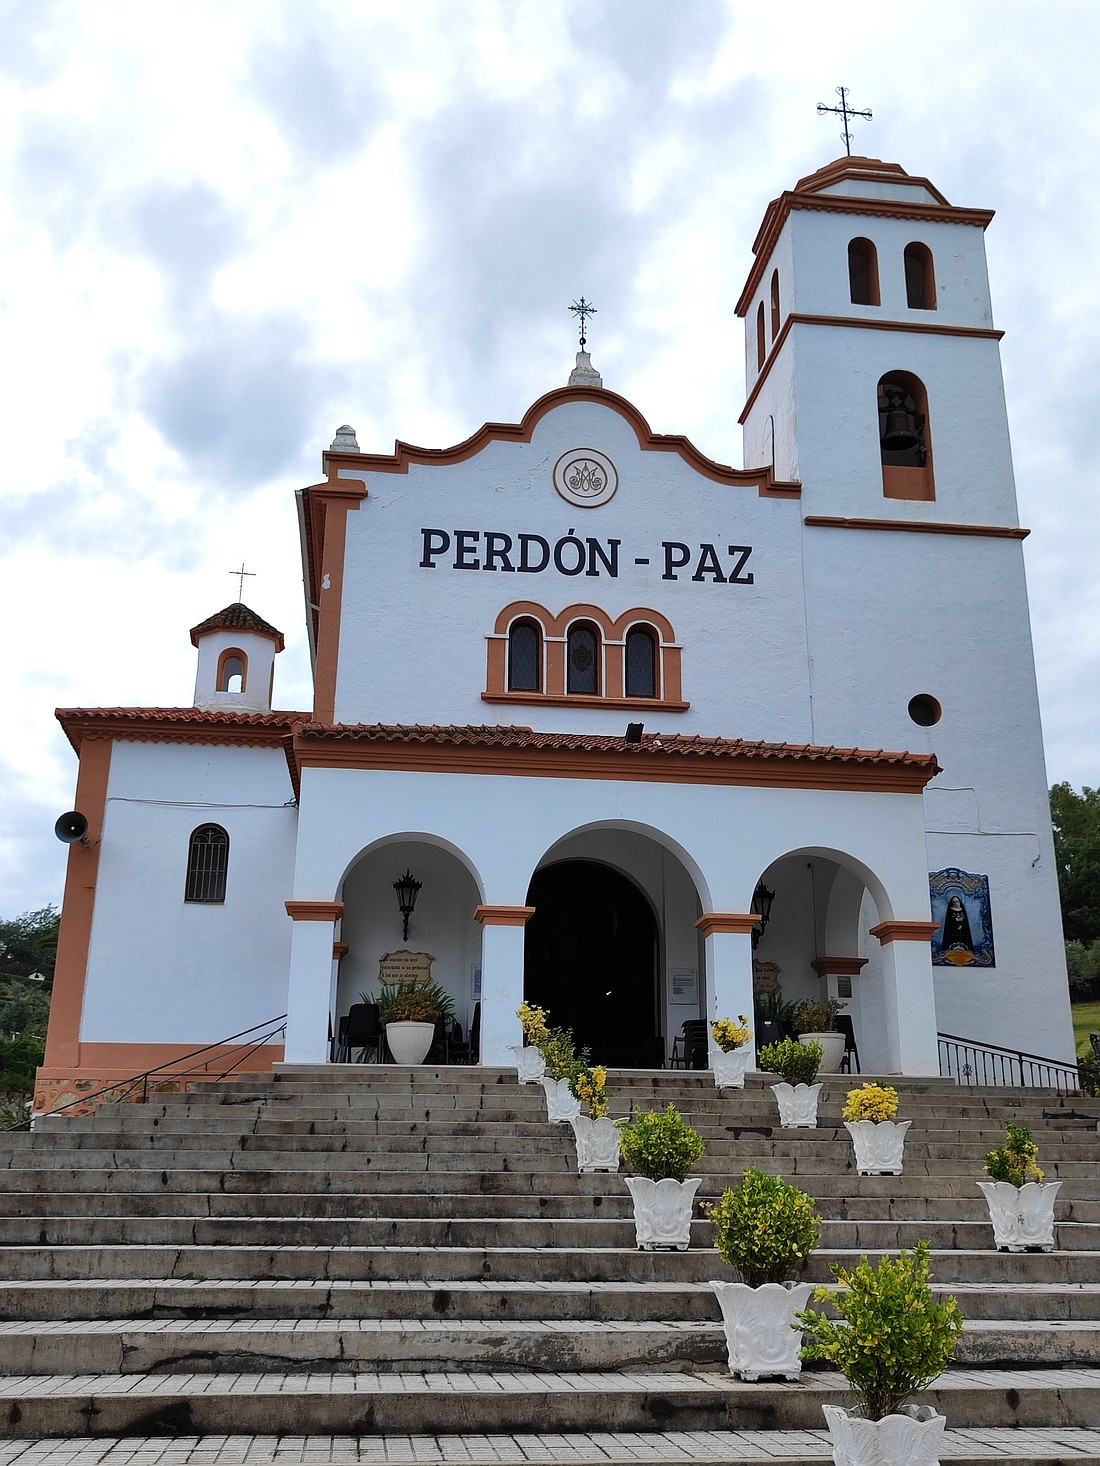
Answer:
[0,1365,1096,1437]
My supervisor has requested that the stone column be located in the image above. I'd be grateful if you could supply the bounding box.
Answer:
[475,905,535,1067]
[696,913,759,1064]
[283,901,343,1064]
[869,920,942,1074]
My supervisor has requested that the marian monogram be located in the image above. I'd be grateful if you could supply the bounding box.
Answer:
[553,448,619,509]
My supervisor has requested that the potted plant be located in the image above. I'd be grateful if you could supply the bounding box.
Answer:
[757,1036,823,1127]
[706,1168,821,1381]
[791,997,845,1073]
[537,1027,584,1123]
[616,1104,705,1250]
[978,1122,1061,1252]
[710,1015,753,1090]
[567,1063,620,1172]
[513,1000,549,1084]
[843,1082,909,1175]
[754,988,798,1048]
[371,981,454,1065]
[797,1241,963,1466]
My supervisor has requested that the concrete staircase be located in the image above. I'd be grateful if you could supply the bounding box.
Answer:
[0,1066,1098,1464]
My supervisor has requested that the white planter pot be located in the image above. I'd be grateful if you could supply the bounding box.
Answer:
[511,1044,546,1084]
[384,1021,435,1065]
[800,1031,845,1073]
[845,1118,911,1176]
[978,1180,1061,1251]
[624,1176,701,1251]
[709,1279,814,1381]
[712,1046,752,1090]
[569,1115,621,1173]
[822,1403,946,1466]
[771,1081,823,1128]
[540,1075,581,1124]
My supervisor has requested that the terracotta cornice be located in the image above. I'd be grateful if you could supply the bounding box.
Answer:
[869,920,941,945]
[696,913,761,938]
[812,956,869,977]
[482,692,690,713]
[285,901,345,922]
[740,312,1004,425]
[474,905,536,927]
[804,516,1029,540]
[333,941,349,959]
[56,708,307,755]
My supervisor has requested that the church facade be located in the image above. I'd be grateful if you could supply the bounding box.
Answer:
[39,157,1075,1110]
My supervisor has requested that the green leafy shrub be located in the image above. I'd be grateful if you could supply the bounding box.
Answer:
[368,982,455,1024]
[757,1036,822,1085]
[707,1168,820,1286]
[753,988,798,1029]
[1077,1053,1100,1098]
[796,1241,963,1421]
[539,1027,588,1081]
[983,1121,1044,1186]
[790,997,843,1036]
[616,1103,705,1181]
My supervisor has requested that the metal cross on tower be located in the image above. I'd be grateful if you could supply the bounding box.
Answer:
[817,86,872,156]
[229,563,255,601]
[569,297,597,350]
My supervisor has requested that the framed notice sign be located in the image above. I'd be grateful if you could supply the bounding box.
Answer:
[669,968,698,1005]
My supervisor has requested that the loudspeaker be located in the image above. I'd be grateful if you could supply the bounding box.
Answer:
[54,811,89,845]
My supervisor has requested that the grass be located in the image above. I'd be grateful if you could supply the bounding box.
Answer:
[1071,1000,1100,1056]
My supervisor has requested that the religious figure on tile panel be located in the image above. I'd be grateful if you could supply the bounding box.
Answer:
[929,869,996,968]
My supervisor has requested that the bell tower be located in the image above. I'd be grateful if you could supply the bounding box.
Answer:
[736,156,1017,526]
[190,602,284,712]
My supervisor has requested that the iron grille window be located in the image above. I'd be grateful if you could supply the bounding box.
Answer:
[507,621,541,692]
[567,625,599,695]
[185,825,229,903]
[625,627,657,698]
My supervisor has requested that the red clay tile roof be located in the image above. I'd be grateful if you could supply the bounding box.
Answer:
[56,707,307,753]
[189,603,285,650]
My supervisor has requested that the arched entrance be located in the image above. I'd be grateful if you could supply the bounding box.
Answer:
[524,859,661,1068]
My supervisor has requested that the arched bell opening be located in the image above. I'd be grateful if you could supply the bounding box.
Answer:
[524,825,704,1068]
[878,370,935,502]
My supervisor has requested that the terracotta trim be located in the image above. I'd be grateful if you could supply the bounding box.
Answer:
[56,709,305,755]
[793,159,953,207]
[482,692,690,713]
[215,647,248,693]
[44,738,114,1069]
[869,920,941,945]
[812,956,870,977]
[474,905,536,927]
[696,913,761,938]
[293,735,937,794]
[804,515,1029,540]
[333,941,349,959]
[309,482,367,723]
[321,386,795,493]
[42,1040,284,1075]
[881,464,936,502]
[285,901,345,922]
[740,312,1004,425]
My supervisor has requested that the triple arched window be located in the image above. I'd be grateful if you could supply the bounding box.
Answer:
[185,825,229,903]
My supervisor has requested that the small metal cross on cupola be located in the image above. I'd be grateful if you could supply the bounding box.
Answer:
[569,297,597,350]
[229,563,255,601]
[817,86,872,156]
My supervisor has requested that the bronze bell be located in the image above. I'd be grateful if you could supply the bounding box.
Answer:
[880,385,919,452]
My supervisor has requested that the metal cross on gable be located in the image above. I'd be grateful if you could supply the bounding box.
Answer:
[817,86,872,157]
[229,563,255,601]
[569,297,597,350]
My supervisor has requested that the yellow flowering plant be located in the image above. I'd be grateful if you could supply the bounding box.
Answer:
[843,1082,899,1124]
[516,1001,550,1047]
[711,1016,752,1053]
[706,1168,820,1286]
[983,1122,1044,1186]
[795,1241,963,1421]
[569,1063,609,1119]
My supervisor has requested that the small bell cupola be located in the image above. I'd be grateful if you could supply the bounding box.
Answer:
[190,603,284,712]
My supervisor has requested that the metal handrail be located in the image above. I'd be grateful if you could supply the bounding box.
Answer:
[14,1014,288,1130]
[938,1030,1080,1095]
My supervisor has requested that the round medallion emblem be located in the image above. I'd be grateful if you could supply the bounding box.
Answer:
[553,448,619,509]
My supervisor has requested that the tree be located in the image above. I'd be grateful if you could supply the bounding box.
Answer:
[1049,784,1100,947]
[0,906,59,988]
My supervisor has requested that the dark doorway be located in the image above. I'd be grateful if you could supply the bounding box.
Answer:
[524,859,661,1068]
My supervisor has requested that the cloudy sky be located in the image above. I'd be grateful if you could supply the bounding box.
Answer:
[2,0,1098,917]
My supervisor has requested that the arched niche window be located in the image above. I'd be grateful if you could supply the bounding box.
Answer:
[216,648,247,694]
[769,269,780,340]
[624,626,657,699]
[904,242,936,309]
[848,237,880,305]
[878,371,935,500]
[566,622,600,695]
[184,825,229,904]
[756,301,766,372]
[507,618,541,692]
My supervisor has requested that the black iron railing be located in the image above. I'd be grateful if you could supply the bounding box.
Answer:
[15,1014,287,1130]
[938,1031,1080,1095]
